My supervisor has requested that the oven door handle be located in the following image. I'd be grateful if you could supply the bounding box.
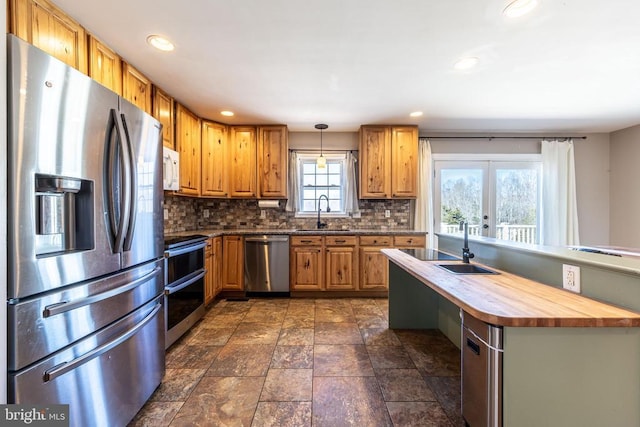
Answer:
[165,241,207,258]
[165,269,206,295]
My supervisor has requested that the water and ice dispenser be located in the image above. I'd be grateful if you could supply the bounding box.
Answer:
[35,174,93,256]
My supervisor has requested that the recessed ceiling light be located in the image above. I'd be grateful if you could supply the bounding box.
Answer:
[454,57,479,70]
[146,35,175,52]
[503,0,539,18]
[220,111,235,117]
[410,111,423,117]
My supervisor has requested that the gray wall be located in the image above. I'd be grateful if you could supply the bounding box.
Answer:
[610,124,640,246]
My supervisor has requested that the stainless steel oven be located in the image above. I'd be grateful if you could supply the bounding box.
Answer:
[164,235,208,348]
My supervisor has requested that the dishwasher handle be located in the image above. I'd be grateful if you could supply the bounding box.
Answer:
[466,337,481,355]
[245,236,289,243]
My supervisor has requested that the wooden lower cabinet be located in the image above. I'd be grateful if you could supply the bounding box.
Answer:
[290,236,324,291]
[212,236,223,296]
[205,238,214,304]
[359,234,425,290]
[359,247,389,290]
[325,236,358,291]
[205,236,223,304]
[222,235,244,290]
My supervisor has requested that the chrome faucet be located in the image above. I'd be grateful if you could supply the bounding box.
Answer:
[459,221,475,263]
[317,195,331,229]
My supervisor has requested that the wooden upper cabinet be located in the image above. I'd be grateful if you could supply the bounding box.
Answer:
[359,125,418,199]
[201,121,228,197]
[153,87,174,149]
[122,62,152,114]
[229,126,257,198]
[88,35,122,95]
[258,126,288,199]
[359,126,391,198]
[10,0,87,73]
[391,127,418,198]
[175,103,202,196]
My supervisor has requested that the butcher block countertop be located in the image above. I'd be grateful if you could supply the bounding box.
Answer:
[382,248,640,328]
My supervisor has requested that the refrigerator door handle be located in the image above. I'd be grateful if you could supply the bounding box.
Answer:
[42,266,162,318]
[105,108,131,253]
[43,300,162,383]
[120,113,137,252]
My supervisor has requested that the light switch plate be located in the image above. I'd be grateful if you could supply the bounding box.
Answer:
[562,264,581,293]
[384,209,391,218]
[163,209,168,220]
[203,209,209,218]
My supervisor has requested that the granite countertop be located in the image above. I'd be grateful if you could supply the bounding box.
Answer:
[166,229,427,238]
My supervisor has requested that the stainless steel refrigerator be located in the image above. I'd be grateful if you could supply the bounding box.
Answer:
[6,34,165,426]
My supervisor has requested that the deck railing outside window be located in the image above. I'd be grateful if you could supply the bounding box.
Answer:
[441,224,537,244]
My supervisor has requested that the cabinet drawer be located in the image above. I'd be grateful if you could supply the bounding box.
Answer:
[291,236,323,246]
[359,235,392,246]
[394,235,426,247]
[325,236,357,246]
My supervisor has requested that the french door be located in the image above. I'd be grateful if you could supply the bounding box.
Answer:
[434,159,541,244]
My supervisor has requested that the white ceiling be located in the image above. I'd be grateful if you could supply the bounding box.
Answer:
[55,0,640,133]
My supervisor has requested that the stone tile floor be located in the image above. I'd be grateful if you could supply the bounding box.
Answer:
[129,298,464,427]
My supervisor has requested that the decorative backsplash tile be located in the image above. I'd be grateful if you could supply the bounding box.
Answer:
[163,195,413,234]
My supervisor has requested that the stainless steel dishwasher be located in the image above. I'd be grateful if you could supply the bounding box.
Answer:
[244,235,290,295]
[461,310,503,427]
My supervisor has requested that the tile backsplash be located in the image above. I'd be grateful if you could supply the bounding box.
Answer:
[163,195,413,234]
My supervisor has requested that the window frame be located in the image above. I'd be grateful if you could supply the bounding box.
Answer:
[433,153,542,243]
[295,152,349,218]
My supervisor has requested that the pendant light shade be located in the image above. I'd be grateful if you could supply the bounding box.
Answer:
[315,123,328,169]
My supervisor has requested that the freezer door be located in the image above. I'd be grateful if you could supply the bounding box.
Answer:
[118,98,164,269]
[7,35,122,299]
[8,259,163,371]
[9,297,165,427]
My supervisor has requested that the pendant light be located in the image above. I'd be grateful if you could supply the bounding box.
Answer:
[315,123,328,169]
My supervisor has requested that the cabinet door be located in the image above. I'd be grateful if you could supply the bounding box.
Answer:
[205,239,214,305]
[325,246,357,290]
[359,126,391,198]
[222,236,244,290]
[153,87,174,149]
[258,126,288,198]
[229,126,257,197]
[359,247,389,290]
[175,104,201,195]
[291,247,324,291]
[391,126,418,198]
[11,0,88,73]
[122,62,152,114]
[212,236,223,296]
[202,121,228,197]
[88,35,122,94]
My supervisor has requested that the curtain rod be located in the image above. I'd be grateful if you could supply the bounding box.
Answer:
[289,149,356,153]
[420,136,587,140]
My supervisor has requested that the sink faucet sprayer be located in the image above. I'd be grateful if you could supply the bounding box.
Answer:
[317,195,331,229]
[459,221,475,263]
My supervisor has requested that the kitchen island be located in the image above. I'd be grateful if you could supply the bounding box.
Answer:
[383,248,640,427]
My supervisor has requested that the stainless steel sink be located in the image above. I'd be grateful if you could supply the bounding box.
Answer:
[437,264,498,275]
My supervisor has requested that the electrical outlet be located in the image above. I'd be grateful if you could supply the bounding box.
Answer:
[163,209,168,220]
[562,264,581,293]
[260,210,266,219]
[203,209,209,218]
[384,209,391,218]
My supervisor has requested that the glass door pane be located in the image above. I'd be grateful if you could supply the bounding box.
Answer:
[434,162,488,237]
[492,163,540,244]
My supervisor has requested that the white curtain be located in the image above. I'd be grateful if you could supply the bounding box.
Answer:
[344,151,360,215]
[541,139,580,246]
[285,151,299,212]
[414,138,435,248]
